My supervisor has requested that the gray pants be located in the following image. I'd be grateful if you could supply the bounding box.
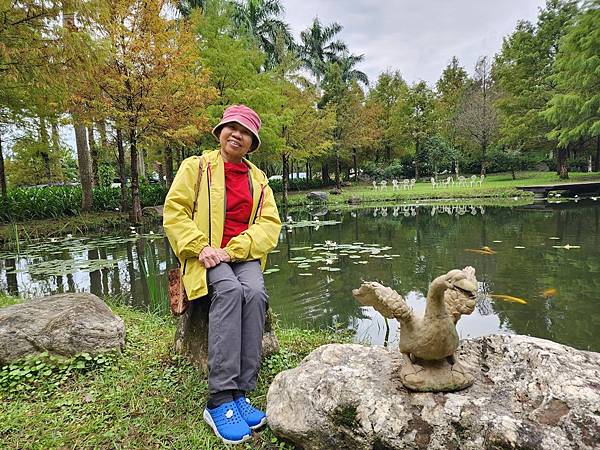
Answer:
[206,260,267,394]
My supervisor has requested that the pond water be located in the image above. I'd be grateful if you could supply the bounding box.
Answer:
[1,199,599,352]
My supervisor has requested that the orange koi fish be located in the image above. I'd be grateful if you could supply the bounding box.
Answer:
[489,294,528,305]
[465,247,495,255]
[541,288,557,298]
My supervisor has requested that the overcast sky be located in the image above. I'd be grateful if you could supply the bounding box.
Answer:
[282,0,545,86]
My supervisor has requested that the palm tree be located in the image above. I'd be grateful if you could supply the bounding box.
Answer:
[231,0,294,70]
[299,17,348,88]
[338,52,369,87]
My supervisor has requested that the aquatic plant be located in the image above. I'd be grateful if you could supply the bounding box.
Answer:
[137,242,168,315]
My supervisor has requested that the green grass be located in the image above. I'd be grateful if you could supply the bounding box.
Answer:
[0,296,351,449]
[286,171,600,207]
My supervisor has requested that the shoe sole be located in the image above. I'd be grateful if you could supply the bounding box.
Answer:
[203,409,252,445]
[249,416,268,430]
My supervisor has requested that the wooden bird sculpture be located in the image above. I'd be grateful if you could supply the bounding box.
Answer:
[352,267,478,392]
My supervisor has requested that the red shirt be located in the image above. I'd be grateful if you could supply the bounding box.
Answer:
[221,161,252,247]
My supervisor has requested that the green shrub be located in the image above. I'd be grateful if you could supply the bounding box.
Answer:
[93,186,121,211]
[0,186,81,221]
[362,161,385,180]
[140,183,168,206]
[1,183,168,223]
[98,164,117,188]
[569,156,590,172]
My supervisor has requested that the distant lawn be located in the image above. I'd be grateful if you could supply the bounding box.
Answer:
[461,170,600,187]
[285,171,600,207]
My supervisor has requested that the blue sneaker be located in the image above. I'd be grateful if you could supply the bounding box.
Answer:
[203,401,252,445]
[234,396,267,430]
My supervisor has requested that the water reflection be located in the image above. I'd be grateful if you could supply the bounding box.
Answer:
[271,200,600,351]
[369,204,488,218]
[1,200,599,351]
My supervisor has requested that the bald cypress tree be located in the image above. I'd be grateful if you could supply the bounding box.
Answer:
[543,0,600,173]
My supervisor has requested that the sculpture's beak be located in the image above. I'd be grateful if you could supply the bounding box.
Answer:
[454,278,477,294]
[447,272,478,299]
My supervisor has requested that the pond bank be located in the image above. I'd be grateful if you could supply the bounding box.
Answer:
[0,189,536,243]
[0,210,162,244]
[286,184,535,208]
[0,295,351,449]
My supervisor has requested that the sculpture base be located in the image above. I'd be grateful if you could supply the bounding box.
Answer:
[399,354,474,392]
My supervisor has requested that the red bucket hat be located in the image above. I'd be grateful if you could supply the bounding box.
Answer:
[212,104,262,151]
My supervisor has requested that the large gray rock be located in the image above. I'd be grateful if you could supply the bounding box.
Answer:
[267,335,600,450]
[0,293,125,364]
[307,191,328,203]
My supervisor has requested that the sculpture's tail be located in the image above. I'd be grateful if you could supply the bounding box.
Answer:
[352,282,413,322]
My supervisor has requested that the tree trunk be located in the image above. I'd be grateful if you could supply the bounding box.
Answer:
[39,115,52,184]
[353,148,358,181]
[595,136,600,172]
[335,151,341,191]
[138,149,146,179]
[157,162,164,186]
[414,138,420,180]
[129,128,142,224]
[322,163,330,182]
[481,142,487,176]
[557,146,569,180]
[165,146,174,188]
[62,2,93,210]
[305,161,309,182]
[50,120,60,149]
[98,120,108,149]
[88,125,99,186]
[116,128,128,212]
[0,134,7,205]
[74,123,93,211]
[174,300,279,372]
[282,153,289,212]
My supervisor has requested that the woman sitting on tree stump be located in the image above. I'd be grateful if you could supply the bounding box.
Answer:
[163,105,282,445]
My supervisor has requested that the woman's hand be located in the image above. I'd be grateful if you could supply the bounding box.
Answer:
[199,246,230,268]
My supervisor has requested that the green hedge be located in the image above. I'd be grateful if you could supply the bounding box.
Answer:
[0,184,168,222]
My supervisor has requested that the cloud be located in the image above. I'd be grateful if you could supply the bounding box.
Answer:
[283,0,544,86]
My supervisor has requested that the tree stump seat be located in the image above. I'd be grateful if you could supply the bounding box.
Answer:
[174,298,279,371]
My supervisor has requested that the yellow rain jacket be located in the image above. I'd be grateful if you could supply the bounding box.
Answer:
[163,150,282,300]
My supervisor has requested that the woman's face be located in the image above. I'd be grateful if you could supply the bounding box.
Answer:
[219,122,253,163]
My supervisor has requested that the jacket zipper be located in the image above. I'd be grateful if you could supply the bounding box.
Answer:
[207,162,212,246]
[251,185,265,224]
